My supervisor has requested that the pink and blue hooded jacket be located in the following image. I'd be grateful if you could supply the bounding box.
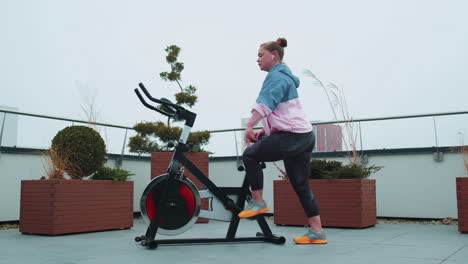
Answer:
[252,64,312,136]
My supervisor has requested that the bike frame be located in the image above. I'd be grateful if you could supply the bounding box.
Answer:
[134,83,284,249]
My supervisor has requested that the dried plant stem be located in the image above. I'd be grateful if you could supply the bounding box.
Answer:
[41,150,64,179]
[43,147,84,180]
[304,70,360,166]
[41,148,69,179]
[76,81,100,129]
[273,162,288,179]
[76,81,109,153]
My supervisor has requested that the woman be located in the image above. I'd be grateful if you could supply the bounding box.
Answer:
[238,38,327,244]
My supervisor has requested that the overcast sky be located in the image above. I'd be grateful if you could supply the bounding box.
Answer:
[1,0,467,155]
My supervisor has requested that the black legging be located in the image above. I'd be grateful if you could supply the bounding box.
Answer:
[242,131,320,217]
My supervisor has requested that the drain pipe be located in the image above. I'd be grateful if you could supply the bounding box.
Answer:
[116,129,128,168]
[358,121,368,165]
[0,112,6,159]
[432,116,443,162]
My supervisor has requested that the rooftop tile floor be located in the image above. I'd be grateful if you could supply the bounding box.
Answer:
[1,219,467,264]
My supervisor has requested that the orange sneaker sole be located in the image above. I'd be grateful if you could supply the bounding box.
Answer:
[293,237,328,244]
[237,207,269,218]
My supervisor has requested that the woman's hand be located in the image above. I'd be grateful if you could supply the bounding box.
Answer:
[246,127,265,147]
[245,126,257,147]
[245,110,263,147]
[254,128,265,139]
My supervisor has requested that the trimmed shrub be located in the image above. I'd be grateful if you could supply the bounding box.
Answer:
[51,125,106,179]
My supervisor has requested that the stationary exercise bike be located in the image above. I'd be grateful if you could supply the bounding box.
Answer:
[133,83,285,249]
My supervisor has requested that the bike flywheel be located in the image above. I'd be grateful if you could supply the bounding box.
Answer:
[140,174,201,235]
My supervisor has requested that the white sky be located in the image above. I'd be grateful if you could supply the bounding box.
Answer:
[1,0,468,155]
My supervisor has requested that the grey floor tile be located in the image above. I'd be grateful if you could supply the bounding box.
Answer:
[1,219,467,264]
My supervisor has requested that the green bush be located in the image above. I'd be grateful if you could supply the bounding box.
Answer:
[130,121,210,153]
[310,159,382,179]
[91,167,134,181]
[326,164,382,179]
[128,134,160,154]
[51,125,106,179]
[310,159,343,179]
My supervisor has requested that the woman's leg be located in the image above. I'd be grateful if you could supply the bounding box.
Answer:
[284,152,322,233]
[242,133,285,196]
[239,133,285,218]
[282,131,324,234]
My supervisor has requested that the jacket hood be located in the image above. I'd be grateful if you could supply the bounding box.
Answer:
[270,64,300,88]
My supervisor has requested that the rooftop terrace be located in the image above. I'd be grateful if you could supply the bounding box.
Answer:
[1,109,468,263]
[1,219,467,264]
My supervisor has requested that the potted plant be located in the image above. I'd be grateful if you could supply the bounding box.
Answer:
[274,159,381,228]
[273,70,382,228]
[128,45,211,222]
[128,45,210,155]
[456,144,468,233]
[20,125,134,235]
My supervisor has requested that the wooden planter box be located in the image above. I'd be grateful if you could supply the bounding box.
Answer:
[274,179,376,228]
[457,177,468,233]
[20,180,134,235]
[151,152,210,223]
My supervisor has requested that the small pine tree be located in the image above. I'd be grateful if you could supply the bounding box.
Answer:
[129,45,210,154]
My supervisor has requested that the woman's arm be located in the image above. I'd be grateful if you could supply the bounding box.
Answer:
[245,110,263,146]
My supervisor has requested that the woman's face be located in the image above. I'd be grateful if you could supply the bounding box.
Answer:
[257,47,276,72]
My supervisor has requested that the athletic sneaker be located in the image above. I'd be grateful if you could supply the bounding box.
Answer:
[238,199,269,218]
[293,229,328,244]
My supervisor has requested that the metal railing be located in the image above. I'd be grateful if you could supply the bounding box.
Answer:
[1,108,468,159]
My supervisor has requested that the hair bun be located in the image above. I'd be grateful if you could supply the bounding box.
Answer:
[276,38,287,48]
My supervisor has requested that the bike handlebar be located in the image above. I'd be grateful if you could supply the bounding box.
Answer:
[134,82,187,119]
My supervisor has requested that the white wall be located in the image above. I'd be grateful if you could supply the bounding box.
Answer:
[0,151,44,222]
[210,152,465,219]
[0,149,465,222]
[368,152,464,218]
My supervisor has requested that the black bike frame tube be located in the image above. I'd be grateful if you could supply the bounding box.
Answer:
[226,177,253,238]
[256,214,273,236]
[144,173,172,239]
[226,197,244,239]
[155,237,271,245]
[174,150,241,214]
